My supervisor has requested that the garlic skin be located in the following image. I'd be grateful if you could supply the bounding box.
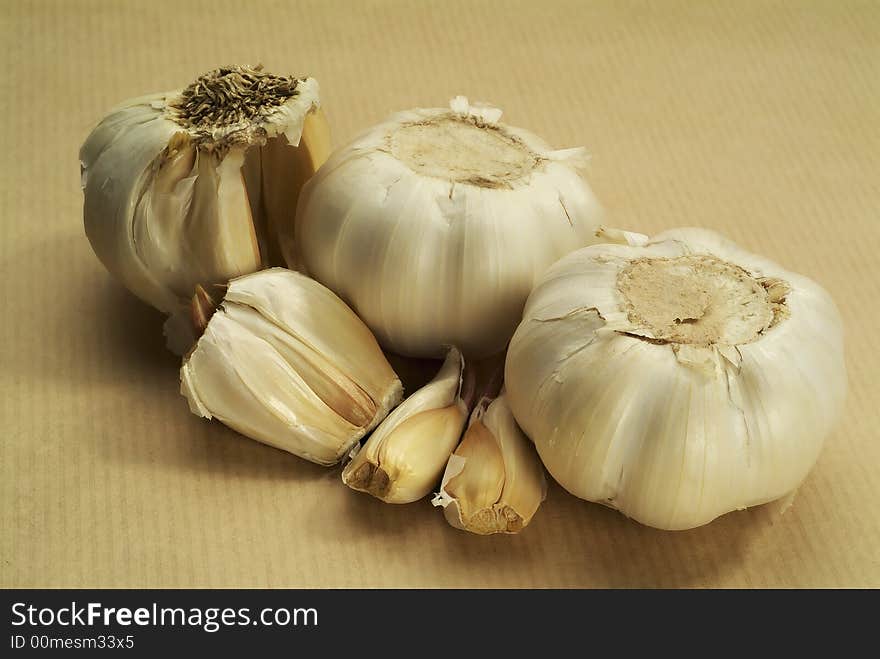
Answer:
[432,393,547,535]
[342,347,468,503]
[180,268,402,466]
[80,65,331,354]
[293,96,604,359]
[505,228,847,530]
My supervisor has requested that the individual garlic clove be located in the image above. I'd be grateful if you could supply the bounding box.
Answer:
[443,413,506,517]
[505,227,847,530]
[220,303,377,428]
[81,66,329,355]
[271,108,332,269]
[145,145,265,355]
[432,393,547,535]
[300,109,333,170]
[342,347,469,503]
[185,148,263,287]
[180,311,359,464]
[219,267,400,404]
[180,268,402,466]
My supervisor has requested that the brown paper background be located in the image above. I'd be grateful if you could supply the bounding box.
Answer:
[1,0,877,588]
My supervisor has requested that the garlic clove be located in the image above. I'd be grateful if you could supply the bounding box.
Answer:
[180,268,403,466]
[220,303,377,428]
[300,109,333,170]
[433,393,547,534]
[214,150,263,276]
[220,267,400,404]
[439,409,506,523]
[131,133,200,301]
[358,405,469,503]
[180,310,361,463]
[131,138,263,327]
[183,148,263,291]
[342,347,468,503]
[265,108,332,268]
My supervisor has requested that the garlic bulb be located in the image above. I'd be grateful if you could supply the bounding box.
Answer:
[342,347,470,503]
[432,393,546,535]
[180,268,402,466]
[505,228,847,530]
[293,96,604,359]
[80,65,331,354]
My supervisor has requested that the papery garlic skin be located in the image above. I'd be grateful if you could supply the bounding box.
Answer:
[342,347,468,503]
[505,228,847,530]
[294,96,604,358]
[432,393,547,535]
[81,66,330,354]
[180,268,402,466]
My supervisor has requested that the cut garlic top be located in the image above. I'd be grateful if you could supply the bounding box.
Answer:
[294,96,604,359]
[505,228,847,530]
[80,65,331,353]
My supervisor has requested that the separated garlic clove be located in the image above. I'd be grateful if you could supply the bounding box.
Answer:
[80,65,331,354]
[432,393,547,535]
[342,347,470,503]
[294,96,605,359]
[267,109,333,269]
[505,227,847,530]
[180,268,402,466]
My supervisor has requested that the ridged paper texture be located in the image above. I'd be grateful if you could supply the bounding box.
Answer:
[1,0,877,587]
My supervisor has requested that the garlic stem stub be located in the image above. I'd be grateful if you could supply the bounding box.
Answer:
[505,228,847,530]
[80,65,331,354]
[294,96,605,359]
[180,268,402,466]
[432,393,547,535]
[342,347,470,503]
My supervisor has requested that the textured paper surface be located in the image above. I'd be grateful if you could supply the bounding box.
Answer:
[1,0,877,588]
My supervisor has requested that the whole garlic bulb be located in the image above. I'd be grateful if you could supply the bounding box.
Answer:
[293,96,604,359]
[180,268,402,466]
[80,65,331,353]
[505,228,847,530]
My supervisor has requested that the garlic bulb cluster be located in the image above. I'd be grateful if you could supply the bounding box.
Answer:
[80,65,331,353]
[342,347,470,503]
[180,268,402,466]
[433,393,546,535]
[294,96,604,359]
[505,228,847,530]
[83,67,847,536]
